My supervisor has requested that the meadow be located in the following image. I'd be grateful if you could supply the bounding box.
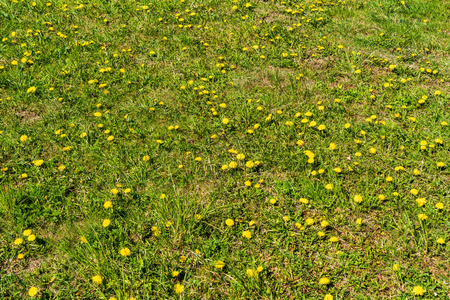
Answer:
[0,0,449,299]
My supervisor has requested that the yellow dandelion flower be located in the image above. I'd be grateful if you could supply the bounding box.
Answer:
[305,218,314,225]
[32,160,44,166]
[246,268,257,277]
[418,214,428,221]
[329,236,339,242]
[228,161,237,168]
[412,286,425,296]
[236,153,245,160]
[174,283,184,294]
[299,198,309,204]
[28,287,39,297]
[245,161,255,168]
[353,195,363,203]
[392,264,400,271]
[119,247,131,256]
[102,219,111,227]
[225,219,235,227]
[416,198,427,207]
[242,231,252,239]
[215,260,225,269]
[92,275,103,284]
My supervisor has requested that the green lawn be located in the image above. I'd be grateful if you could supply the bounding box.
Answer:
[1,0,449,299]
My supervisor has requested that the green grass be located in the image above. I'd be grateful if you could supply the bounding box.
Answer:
[0,0,449,299]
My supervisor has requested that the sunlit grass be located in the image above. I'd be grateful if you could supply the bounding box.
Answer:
[0,0,449,299]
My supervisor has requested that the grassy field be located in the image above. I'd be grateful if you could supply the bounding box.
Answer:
[1,0,449,298]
